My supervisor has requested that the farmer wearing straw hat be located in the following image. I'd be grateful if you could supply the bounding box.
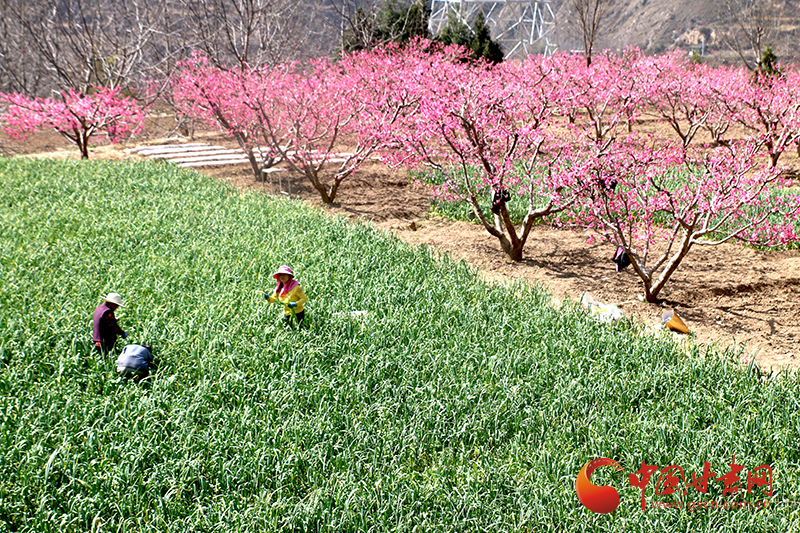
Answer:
[266,266,308,327]
[92,292,128,352]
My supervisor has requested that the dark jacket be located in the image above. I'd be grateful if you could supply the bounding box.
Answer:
[92,303,124,350]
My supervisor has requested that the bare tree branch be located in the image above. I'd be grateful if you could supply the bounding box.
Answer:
[0,0,179,96]
[0,0,332,97]
[569,0,613,67]
[181,0,329,69]
[717,0,783,71]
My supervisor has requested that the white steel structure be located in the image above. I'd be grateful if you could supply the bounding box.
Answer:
[428,0,557,58]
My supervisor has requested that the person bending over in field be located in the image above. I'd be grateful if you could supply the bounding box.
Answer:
[266,265,308,328]
[92,292,127,352]
[116,343,154,383]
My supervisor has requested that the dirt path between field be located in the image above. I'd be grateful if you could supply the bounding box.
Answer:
[5,127,800,372]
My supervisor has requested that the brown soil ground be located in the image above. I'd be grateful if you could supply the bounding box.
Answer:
[4,121,800,373]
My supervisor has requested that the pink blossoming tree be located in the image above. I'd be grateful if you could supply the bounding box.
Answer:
[1,87,144,159]
[380,51,591,261]
[637,52,714,150]
[172,54,273,180]
[726,68,800,167]
[241,57,380,204]
[173,50,410,203]
[577,136,800,302]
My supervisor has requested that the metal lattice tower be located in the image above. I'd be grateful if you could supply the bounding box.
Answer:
[428,0,557,58]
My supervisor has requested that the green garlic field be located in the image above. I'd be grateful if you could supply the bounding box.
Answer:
[1,158,799,532]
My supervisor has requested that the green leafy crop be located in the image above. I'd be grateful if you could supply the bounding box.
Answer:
[1,158,799,532]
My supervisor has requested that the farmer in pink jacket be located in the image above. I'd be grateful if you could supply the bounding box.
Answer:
[266,266,308,327]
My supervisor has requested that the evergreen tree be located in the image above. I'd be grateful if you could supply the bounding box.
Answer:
[436,11,472,49]
[758,45,779,77]
[401,0,431,43]
[341,1,502,62]
[470,12,504,64]
[436,10,504,63]
[376,0,430,44]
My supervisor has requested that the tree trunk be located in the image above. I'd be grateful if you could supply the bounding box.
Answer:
[247,149,263,181]
[78,134,89,159]
[497,234,523,261]
[326,178,342,205]
[69,128,90,159]
[498,204,524,261]
[312,182,332,204]
[640,232,693,303]
[305,167,333,204]
[643,287,658,303]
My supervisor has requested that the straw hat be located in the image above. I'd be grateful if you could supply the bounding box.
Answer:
[272,266,294,280]
[103,293,124,307]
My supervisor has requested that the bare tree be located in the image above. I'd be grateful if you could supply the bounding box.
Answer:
[0,1,45,94]
[181,0,329,69]
[0,0,178,96]
[717,0,783,71]
[569,0,613,67]
[326,0,381,52]
[0,0,332,97]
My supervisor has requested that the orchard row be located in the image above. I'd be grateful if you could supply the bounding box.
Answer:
[4,41,800,301]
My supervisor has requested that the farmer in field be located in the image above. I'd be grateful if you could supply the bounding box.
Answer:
[92,292,127,352]
[116,343,154,383]
[266,266,308,327]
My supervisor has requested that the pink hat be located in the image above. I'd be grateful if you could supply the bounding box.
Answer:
[272,265,294,280]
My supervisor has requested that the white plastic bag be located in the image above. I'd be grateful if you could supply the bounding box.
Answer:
[581,292,623,323]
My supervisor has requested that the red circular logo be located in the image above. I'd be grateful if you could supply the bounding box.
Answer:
[576,458,625,514]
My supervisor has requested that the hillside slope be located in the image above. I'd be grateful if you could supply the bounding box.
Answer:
[549,0,800,61]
